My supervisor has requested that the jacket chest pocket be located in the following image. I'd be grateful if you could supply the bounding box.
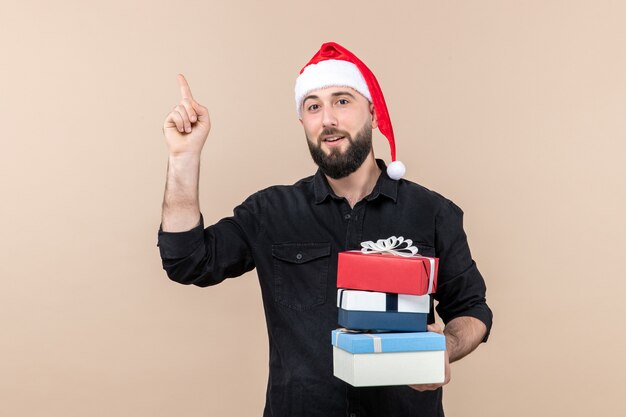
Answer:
[272,242,331,311]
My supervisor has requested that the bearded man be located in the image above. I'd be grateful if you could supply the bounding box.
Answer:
[157,42,492,417]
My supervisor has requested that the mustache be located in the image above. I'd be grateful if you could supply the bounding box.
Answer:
[318,128,352,143]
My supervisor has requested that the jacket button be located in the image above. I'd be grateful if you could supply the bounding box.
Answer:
[296,253,303,260]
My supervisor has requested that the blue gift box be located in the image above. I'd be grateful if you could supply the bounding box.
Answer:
[331,329,446,353]
[338,308,428,332]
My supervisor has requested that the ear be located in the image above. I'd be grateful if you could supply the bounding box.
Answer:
[299,118,303,126]
[369,103,378,129]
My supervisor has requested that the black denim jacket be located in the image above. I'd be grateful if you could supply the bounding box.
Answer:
[157,159,493,417]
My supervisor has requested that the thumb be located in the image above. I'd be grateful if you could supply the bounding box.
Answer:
[427,323,444,334]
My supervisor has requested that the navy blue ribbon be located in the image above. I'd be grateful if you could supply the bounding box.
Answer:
[386,293,398,311]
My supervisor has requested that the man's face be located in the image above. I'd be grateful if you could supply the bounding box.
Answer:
[300,87,378,179]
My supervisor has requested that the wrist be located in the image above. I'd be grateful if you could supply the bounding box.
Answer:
[168,151,202,162]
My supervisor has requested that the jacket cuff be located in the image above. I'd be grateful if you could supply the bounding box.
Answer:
[445,305,493,343]
[157,214,204,259]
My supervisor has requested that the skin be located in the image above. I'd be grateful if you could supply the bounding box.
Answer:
[161,75,488,392]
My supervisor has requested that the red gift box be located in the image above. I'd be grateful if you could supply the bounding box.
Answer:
[337,251,438,295]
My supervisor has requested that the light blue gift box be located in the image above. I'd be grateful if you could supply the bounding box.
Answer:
[331,329,446,386]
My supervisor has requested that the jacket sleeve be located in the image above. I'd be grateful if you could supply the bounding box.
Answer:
[432,199,493,342]
[156,193,263,287]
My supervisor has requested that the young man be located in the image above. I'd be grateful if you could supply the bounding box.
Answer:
[158,42,492,417]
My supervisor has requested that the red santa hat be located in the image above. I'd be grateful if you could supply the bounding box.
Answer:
[294,42,406,180]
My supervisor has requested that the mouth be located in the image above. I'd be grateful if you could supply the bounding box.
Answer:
[322,135,345,144]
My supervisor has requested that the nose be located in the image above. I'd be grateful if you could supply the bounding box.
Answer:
[321,105,338,128]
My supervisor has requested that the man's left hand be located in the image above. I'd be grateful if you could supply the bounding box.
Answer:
[408,323,451,391]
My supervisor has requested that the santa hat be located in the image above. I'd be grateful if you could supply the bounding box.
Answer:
[294,42,406,180]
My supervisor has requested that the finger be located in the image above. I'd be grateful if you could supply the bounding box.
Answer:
[177,74,194,100]
[166,110,185,133]
[163,111,179,131]
[180,98,198,123]
[175,105,192,133]
[409,384,441,392]
[427,323,443,334]
[191,101,210,123]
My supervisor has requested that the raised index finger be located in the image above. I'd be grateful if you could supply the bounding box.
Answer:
[177,74,194,100]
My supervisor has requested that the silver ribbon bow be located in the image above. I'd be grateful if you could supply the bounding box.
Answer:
[360,236,418,257]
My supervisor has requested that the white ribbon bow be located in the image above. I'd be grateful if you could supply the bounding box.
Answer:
[360,236,418,257]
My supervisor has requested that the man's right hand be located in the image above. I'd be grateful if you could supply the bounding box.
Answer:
[163,74,211,156]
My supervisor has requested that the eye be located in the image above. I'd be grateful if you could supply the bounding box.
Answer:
[337,98,349,105]
[307,103,320,111]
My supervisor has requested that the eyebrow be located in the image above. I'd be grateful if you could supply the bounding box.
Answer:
[302,91,357,106]
[331,91,357,99]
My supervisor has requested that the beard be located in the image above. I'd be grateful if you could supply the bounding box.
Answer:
[306,124,373,180]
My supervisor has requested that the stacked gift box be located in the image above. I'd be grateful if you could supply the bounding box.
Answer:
[331,237,446,387]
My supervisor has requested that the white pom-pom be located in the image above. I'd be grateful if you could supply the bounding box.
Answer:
[387,160,406,180]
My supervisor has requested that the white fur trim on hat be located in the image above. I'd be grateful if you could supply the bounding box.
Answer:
[295,59,372,117]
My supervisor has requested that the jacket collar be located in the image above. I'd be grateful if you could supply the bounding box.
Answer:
[313,159,398,204]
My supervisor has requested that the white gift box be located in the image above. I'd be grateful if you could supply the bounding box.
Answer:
[332,330,446,387]
[337,289,430,313]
